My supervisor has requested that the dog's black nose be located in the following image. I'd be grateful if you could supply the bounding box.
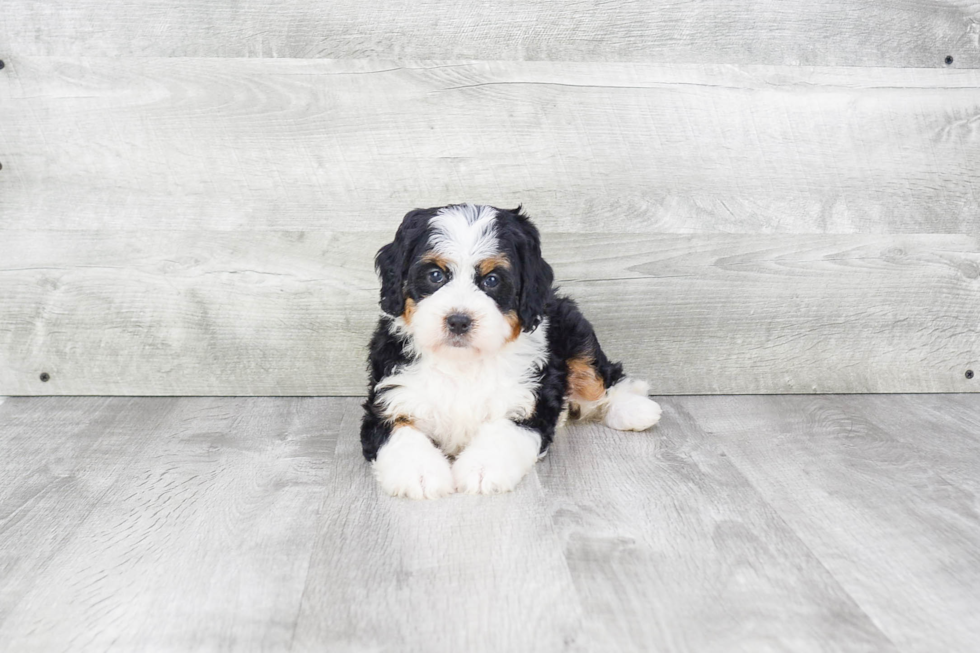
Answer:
[446,312,473,335]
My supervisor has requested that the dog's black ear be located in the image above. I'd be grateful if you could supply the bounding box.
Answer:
[375,241,404,316]
[375,209,433,316]
[511,208,554,332]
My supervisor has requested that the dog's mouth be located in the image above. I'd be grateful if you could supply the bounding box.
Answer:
[444,333,472,348]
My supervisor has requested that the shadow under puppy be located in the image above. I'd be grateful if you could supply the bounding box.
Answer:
[361,204,661,499]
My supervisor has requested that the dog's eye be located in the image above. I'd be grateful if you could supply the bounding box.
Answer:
[481,273,500,290]
[428,269,445,284]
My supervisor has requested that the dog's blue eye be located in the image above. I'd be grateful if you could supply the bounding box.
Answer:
[482,273,500,289]
[428,269,445,284]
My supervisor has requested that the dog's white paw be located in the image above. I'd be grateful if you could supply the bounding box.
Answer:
[452,450,525,495]
[604,379,662,431]
[373,426,455,500]
[452,421,540,495]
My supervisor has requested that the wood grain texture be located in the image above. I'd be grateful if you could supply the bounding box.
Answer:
[5,396,978,650]
[1,0,977,67]
[291,400,589,653]
[0,396,341,651]
[682,394,980,653]
[1,230,976,395]
[536,400,896,652]
[3,57,980,234]
[0,397,177,626]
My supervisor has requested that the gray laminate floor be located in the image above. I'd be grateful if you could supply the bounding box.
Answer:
[1,395,978,652]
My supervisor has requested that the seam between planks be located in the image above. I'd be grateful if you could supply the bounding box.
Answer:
[687,399,904,651]
[286,398,358,653]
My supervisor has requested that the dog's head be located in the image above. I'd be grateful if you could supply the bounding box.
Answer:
[375,204,554,358]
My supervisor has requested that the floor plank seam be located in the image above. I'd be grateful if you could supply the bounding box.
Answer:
[527,467,596,649]
[287,399,357,653]
[713,435,902,652]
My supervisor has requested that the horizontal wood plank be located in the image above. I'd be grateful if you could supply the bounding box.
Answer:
[2,58,979,233]
[1,231,976,395]
[1,0,977,67]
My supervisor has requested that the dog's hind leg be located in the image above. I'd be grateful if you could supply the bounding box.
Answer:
[551,296,661,431]
[598,377,662,431]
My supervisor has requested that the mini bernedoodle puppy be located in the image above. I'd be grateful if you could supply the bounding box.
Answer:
[361,204,662,499]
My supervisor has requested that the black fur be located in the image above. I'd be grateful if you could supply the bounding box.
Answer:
[494,206,555,332]
[360,316,416,461]
[375,208,438,317]
[518,296,625,453]
[360,204,625,461]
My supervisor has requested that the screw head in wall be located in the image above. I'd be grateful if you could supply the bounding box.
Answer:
[945,55,954,65]
[40,372,50,382]
[967,369,975,380]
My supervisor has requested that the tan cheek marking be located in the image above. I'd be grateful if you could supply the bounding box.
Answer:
[402,298,416,325]
[504,310,521,342]
[479,255,512,276]
[567,355,606,402]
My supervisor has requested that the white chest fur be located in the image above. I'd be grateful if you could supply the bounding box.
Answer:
[377,322,549,456]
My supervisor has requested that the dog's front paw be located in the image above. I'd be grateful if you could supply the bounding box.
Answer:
[452,421,540,495]
[453,450,525,495]
[604,379,662,431]
[373,426,455,500]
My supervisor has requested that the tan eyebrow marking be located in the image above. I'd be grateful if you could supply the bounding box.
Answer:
[478,255,511,276]
[421,252,451,269]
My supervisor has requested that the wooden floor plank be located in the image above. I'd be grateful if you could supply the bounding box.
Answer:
[536,398,896,653]
[291,399,590,653]
[851,395,980,495]
[3,396,978,650]
[683,395,980,653]
[0,397,178,627]
[0,397,342,651]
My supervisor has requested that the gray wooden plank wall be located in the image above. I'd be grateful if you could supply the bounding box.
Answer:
[3,0,978,66]
[0,3,978,395]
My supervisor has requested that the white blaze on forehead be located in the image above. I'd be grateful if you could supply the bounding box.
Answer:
[429,204,499,272]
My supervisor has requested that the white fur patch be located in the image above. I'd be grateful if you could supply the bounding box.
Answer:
[378,320,548,457]
[452,419,541,494]
[372,425,455,500]
[568,377,661,431]
[429,204,499,267]
[602,378,662,431]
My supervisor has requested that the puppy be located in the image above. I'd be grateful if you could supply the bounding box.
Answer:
[361,204,661,499]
